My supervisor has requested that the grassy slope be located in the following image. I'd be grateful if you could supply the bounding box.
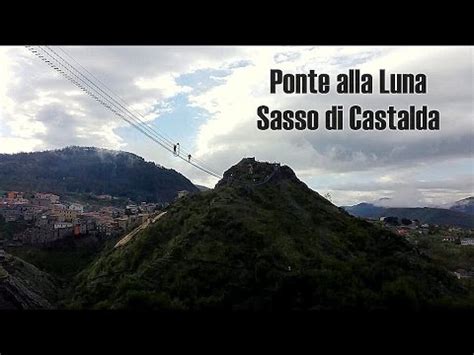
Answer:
[70,162,468,310]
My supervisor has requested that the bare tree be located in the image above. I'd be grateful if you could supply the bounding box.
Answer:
[323,192,333,202]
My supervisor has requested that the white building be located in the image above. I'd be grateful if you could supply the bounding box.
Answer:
[52,203,67,211]
[54,222,73,229]
[461,238,474,246]
[126,204,139,214]
[69,203,84,214]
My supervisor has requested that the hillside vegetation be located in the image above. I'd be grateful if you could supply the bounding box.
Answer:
[69,158,469,310]
[0,146,198,203]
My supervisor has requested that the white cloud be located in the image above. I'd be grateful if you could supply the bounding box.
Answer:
[0,46,240,154]
[190,46,473,173]
[0,46,472,206]
[0,136,43,153]
[135,73,192,98]
[185,46,473,203]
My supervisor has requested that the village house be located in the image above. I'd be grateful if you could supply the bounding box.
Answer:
[54,222,73,229]
[73,220,88,236]
[21,205,45,222]
[96,221,118,236]
[0,205,24,222]
[54,225,74,239]
[35,215,48,227]
[99,206,122,218]
[18,224,69,245]
[442,236,459,243]
[0,188,166,243]
[31,197,53,208]
[116,216,129,231]
[460,238,474,246]
[52,206,78,222]
[140,202,158,213]
[68,203,84,214]
[35,192,60,204]
[52,203,67,211]
[126,204,139,214]
[85,219,97,233]
[6,191,23,201]
[23,210,34,221]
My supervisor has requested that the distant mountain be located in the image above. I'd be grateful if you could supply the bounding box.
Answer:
[70,158,465,310]
[345,203,386,217]
[374,197,392,207]
[449,197,474,216]
[0,146,199,203]
[344,203,474,229]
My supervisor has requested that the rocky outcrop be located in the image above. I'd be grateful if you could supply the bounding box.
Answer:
[215,157,299,189]
[0,253,58,309]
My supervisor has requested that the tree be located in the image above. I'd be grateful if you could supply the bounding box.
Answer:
[384,216,399,226]
[401,218,412,226]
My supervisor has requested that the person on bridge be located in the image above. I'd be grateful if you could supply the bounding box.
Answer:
[188,154,192,162]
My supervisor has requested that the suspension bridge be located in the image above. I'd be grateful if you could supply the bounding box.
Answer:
[25,45,222,180]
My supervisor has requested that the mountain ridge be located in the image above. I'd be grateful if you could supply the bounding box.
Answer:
[344,202,474,228]
[449,197,474,215]
[0,146,199,203]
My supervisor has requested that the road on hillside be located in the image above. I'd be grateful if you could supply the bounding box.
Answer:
[114,211,167,249]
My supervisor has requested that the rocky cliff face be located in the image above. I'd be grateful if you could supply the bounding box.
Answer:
[0,253,58,309]
[215,157,298,188]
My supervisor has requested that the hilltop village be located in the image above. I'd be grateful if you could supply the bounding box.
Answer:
[0,190,189,247]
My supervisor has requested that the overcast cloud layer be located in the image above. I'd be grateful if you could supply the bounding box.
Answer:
[0,46,472,206]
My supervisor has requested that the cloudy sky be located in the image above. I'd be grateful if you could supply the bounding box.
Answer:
[0,46,472,206]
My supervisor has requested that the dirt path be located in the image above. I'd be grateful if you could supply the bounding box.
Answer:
[114,211,167,248]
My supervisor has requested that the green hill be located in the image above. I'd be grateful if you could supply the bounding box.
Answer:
[70,158,468,310]
[0,146,198,203]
